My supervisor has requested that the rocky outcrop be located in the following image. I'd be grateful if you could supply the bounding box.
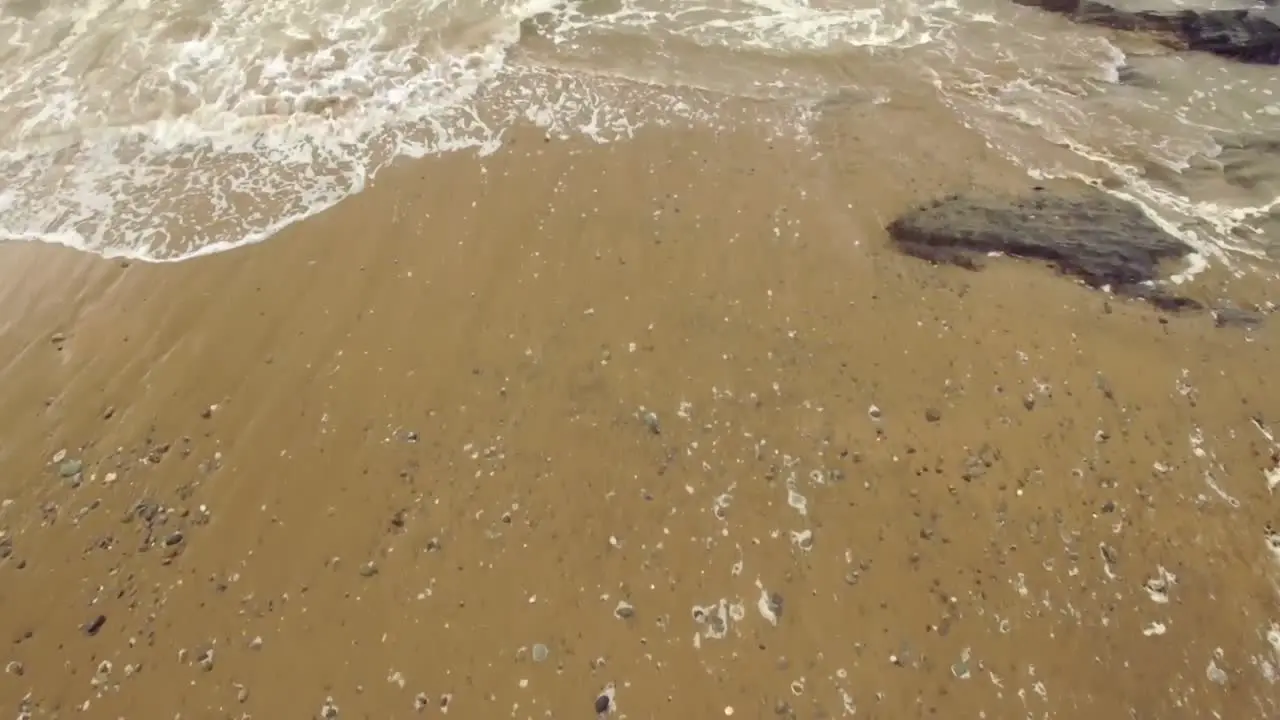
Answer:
[1013,0,1280,65]
[887,189,1200,310]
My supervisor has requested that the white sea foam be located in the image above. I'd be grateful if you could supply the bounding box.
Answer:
[0,0,1277,263]
[0,0,936,260]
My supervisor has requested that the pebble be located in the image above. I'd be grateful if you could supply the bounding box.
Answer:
[766,592,784,619]
[4,661,23,676]
[924,407,941,422]
[359,561,379,577]
[532,643,549,662]
[58,459,83,478]
[613,600,635,619]
[414,693,429,712]
[83,614,106,636]
[594,694,611,713]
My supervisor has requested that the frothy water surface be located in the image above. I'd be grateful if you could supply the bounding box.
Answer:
[1,0,1278,261]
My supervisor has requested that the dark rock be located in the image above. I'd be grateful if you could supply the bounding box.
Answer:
[1204,135,1280,191]
[84,614,106,636]
[887,189,1198,309]
[1213,306,1267,327]
[1012,0,1280,65]
[1114,63,1158,87]
[594,694,611,713]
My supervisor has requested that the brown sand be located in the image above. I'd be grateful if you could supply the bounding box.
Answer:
[2,97,1280,720]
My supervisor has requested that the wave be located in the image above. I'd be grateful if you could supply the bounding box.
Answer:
[0,0,1276,265]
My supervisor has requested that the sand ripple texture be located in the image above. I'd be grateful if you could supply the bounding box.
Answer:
[0,0,1278,260]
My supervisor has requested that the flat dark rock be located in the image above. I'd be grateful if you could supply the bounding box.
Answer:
[1014,0,1280,64]
[887,190,1198,308]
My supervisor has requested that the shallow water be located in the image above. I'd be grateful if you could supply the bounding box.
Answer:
[1,0,1278,262]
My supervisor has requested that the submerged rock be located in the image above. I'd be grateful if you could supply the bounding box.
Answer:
[887,189,1198,308]
[1013,0,1280,65]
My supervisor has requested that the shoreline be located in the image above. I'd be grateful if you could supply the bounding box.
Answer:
[2,120,1279,719]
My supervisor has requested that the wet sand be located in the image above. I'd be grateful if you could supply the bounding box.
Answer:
[2,100,1280,720]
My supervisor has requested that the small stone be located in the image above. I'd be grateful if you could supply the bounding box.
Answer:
[532,644,549,662]
[594,694,611,713]
[924,408,941,423]
[164,531,184,547]
[613,601,635,620]
[197,648,214,671]
[50,333,66,344]
[414,693,429,712]
[59,459,84,478]
[1101,543,1119,566]
[248,636,263,650]
[642,411,660,435]
[1100,501,1116,513]
[320,697,340,718]
[767,592,784,619]
[83,614,106,636]
[359,561,379,578]
[4,661,23,676]
[236,685,250,703]
[867,404,882,420]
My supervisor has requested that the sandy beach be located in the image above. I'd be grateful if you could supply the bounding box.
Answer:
[2,104,1280,720]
